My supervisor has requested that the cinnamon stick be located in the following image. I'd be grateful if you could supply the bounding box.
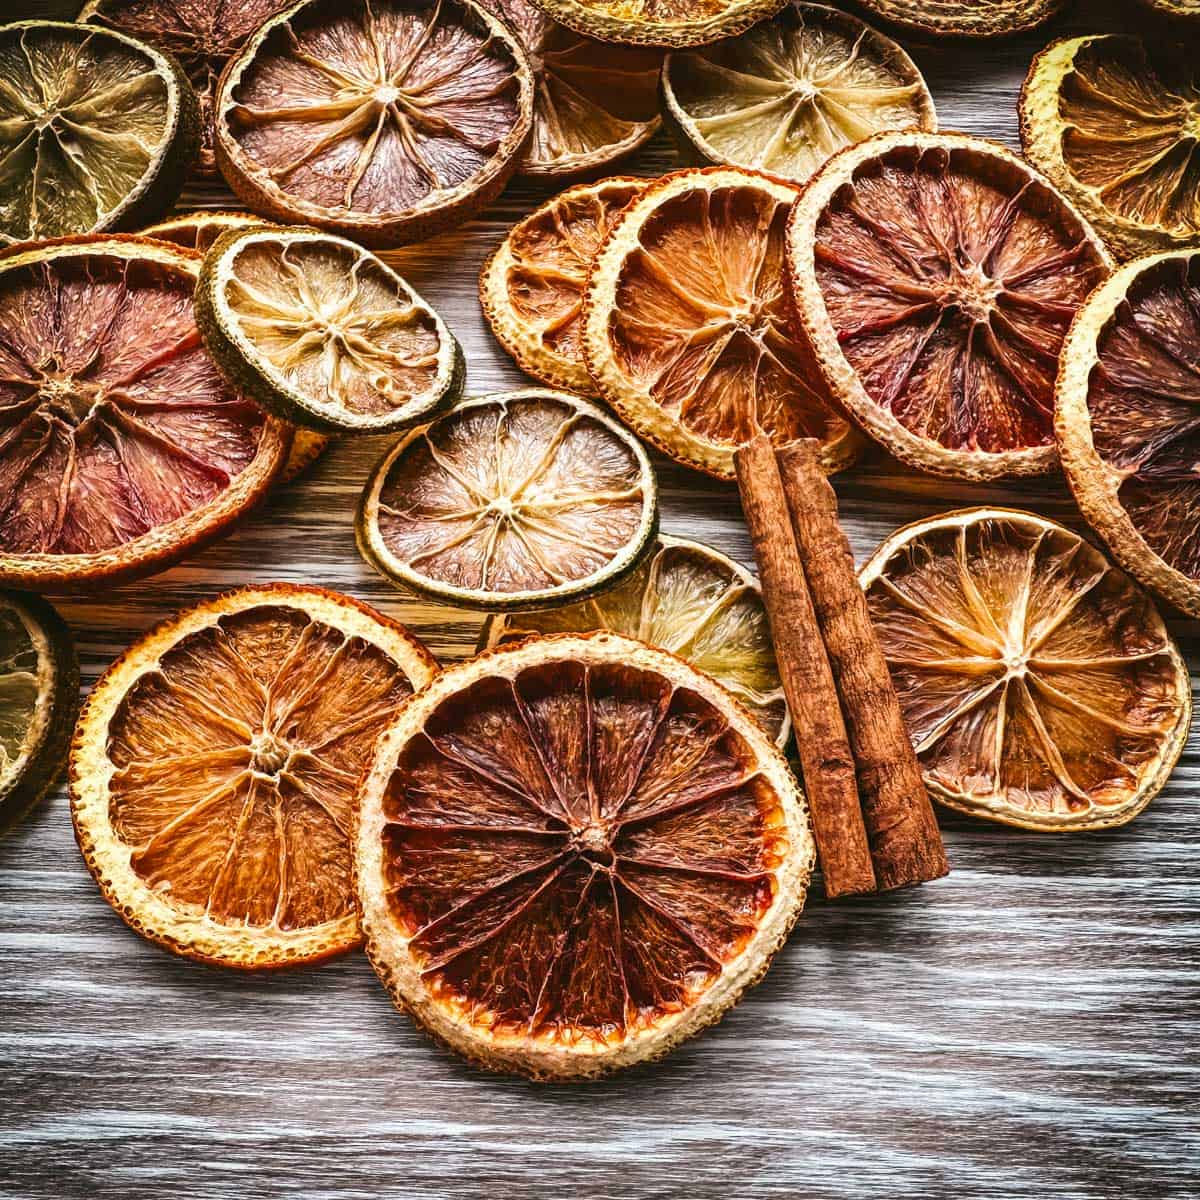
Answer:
[777,439,949,890]
[734,433,876,899]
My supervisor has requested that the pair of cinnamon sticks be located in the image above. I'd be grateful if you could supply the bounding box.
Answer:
[735,435,948,898]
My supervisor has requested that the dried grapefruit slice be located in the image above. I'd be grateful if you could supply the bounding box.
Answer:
[1020,36,1200,261]
[355,631,812,1079]
[70,583,438,968]
[850,0,1063,38]
[786,131,1112,481]
[661,2,935,183]
[480,176,644,393]
[583,166,862,480]
[0,21,199,246]
[213,0,535,247]
[0,236,290,591]
[480,534,790,746]
[528,0,787,48]
[861,508,1189,831]
[357,389,657,610]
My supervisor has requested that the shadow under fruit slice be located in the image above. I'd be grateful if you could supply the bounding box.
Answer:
[0,21,199,246]
[661,2,935,183]
[850,0,1063,38]
[0,236,290,592]
[861,508,1190,831]
[213,0,535,247]
[480,176,644,393]
[528,0,787,48]
[583,166,862,480]
[70,583,438,968]
[357,389,658,610]
[1020,36,1200,261]
[355,630,812,1079]
[786,131,1112,482]
[1057,249,1200,618]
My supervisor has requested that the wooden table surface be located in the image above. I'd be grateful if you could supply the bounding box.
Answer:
[2,3,1197,1197]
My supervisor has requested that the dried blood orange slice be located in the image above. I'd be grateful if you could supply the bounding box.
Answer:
[1057,249,1200,617]
[355,631,812,1079]
[1020,36,1200,261]
[480,534,790,746]
[861,508,1190,831]
[70,583,438,968]
[787,131,1112,481]
[583,166,862,480]
[850,0,1063,38]
[0,236,290,591]
[0,21,199,246]
[661,2,935,183]
[529,0,786,47]
[357,389,657,609]
[481,176,644,393]
[213,0,535,247]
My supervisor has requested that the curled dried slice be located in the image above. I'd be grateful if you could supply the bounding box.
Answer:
[481,177,644,393]
[0,21,199,245]
[861,508,1189,831]
[0,237,290,592]
[355,631,812,1079]
[851,0,1063,38]
[357,389,658,610]
[662,2,935,183]
[787,131,1112,481]
[214,0,535,247]
[584,166,862,480]
[1021,36,1200,261]
[529,0,787,47]
[70,583,438,968]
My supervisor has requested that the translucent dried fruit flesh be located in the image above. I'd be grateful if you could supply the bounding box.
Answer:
[853,0,1062,37]
[863,510,1189,829]
[531,0,787,48]
[0,607,43,795]
[664,2,934,181]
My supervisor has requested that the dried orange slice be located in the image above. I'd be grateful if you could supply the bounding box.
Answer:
[861,508,1190,831]
[355,630,812,1079]
[850,0,1063,38]
[70,583,438,968]
[481,177,644,393]
[528,0,787,47]
[661,2,935,183]
[786,131,1112,481]
[1020,36,1200,261]
[480,534,790,746]
[0,21,199,246]
[213,0,535,247]
[357,389,657,609]
[583,166,862,480]
[0,236,290,592]
[1057,249,1200,617]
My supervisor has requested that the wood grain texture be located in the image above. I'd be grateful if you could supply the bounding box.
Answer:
[2,3,1198,1198]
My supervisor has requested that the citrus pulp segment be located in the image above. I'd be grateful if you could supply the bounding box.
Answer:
[786,131,1112,481]
[357,389,658,610]
[70,583,438,968]
[661,2,935,183]
[860,508,1190,831]
[527,0,788,47]
[583,166,863,480]
[355,631,812,1079]
[213,0,535,247]
[849,0,1063,38]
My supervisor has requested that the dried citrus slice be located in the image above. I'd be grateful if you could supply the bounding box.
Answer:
[213,0,535,247]
[529,0,787,48]
[355,630,812,1079]
[358,389,657,610]
[1020,36,1200,261]
[786,131,1112,481]
[850,0,1063,38]
[583,166,862,480]
[77,0,295,177]
[70,583,438,968]
[0,591,78,836]
[1057,249,1200,617]
[861,508,1190,831]
[481,177,644,393]
[661,2,935,183]
[1140,0,1200,17]
[197,227,464,435]
[0,236,290,591]
[0,21,200,246]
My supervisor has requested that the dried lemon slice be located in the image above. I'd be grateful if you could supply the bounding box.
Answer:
[528,0,787,47]
[356,630,812,1079]
[662,2,935,182]
[851,0,1063,38]
[861,508,1190,831]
